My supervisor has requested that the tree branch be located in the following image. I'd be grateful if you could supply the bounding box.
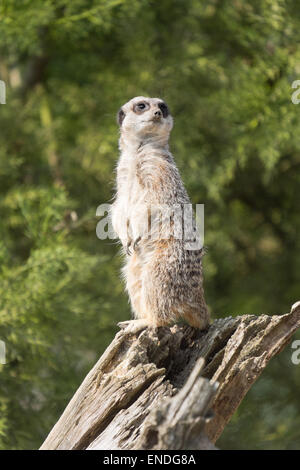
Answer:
[40,302,300,450]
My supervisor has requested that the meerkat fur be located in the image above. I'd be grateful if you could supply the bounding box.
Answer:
[111,96,210,329]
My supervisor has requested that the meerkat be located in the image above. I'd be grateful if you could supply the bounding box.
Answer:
[111,96,210,330]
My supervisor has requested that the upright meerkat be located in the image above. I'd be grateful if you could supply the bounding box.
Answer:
[111,96,210,329]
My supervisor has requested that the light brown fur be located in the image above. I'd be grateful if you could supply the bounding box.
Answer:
[111,96,210,329]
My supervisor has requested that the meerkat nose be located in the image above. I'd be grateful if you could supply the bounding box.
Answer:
[154,110,162,119]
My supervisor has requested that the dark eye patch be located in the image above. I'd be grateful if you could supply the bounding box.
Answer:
[117,108,125,126]
[158,101,169,118]
[134,101,149,113]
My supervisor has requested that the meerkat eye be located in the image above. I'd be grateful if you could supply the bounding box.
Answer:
[134,102,149,113]
[158,102,169,118]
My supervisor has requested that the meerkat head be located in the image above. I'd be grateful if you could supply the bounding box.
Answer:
[117,96,173,148]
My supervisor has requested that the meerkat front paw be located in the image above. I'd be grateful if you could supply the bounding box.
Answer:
[133,236,142,251]
[117,319,149,334]
[125,236,142,255]
[126,240,133,256]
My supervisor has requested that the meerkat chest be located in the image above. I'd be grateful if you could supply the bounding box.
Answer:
[117,153,147,208]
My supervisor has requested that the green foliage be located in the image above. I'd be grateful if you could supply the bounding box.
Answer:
[0,0,299,449]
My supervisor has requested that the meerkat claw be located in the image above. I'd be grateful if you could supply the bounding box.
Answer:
[133,236,142,251]
[126,241,132,256]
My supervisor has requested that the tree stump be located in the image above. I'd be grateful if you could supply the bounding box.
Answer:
[40,301,300,450]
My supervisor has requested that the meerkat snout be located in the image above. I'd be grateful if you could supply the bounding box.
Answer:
[153,109,162,120]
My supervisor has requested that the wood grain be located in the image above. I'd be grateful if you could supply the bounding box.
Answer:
[40,302,300,450]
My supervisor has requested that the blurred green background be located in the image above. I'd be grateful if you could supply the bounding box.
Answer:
[0,0,299,450]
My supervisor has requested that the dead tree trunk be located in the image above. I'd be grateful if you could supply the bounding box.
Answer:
[40,302,300,450]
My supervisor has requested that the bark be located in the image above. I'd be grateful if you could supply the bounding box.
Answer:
[40,301,300,450]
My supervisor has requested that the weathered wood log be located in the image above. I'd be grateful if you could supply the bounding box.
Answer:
[40,301,300,450]
[127,357,218,451]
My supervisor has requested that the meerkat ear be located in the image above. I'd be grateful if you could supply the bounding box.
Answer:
[117,108,125,126]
